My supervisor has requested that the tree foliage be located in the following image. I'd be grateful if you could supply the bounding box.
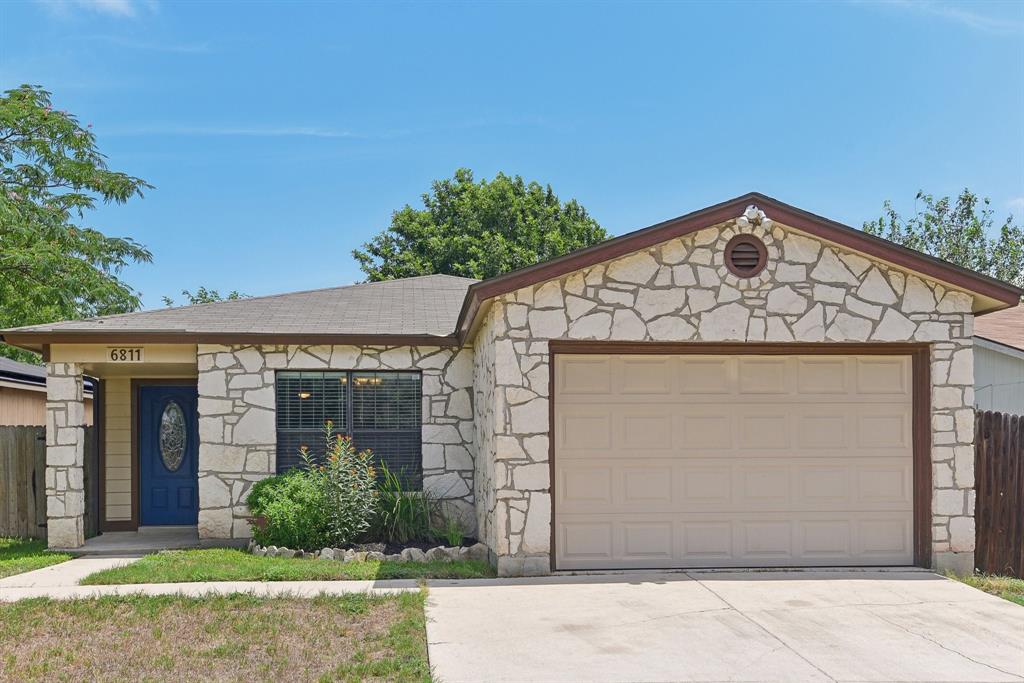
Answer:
[353,168,608,281]
[162,287,248,307]
[0,85,152,362]
[863,189,1024,289]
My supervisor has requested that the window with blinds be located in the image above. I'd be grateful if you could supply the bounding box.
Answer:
[275,370,422,487]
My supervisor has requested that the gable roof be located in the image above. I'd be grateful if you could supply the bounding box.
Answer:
[974,303,1024,352]
[2,192,1020,352]
[453,192,1022,338]
[1,275,476,350]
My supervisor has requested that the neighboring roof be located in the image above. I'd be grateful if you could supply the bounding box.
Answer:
[1,275,476,350]
[0,357,95,393]
[2,192,1021,351]
[974,303,1024,352]
[454,192,1023,338]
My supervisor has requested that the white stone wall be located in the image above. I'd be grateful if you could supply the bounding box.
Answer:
[196,344,475,540]
[472,305,499,556]
[45,362,86,548]
[481,206,976,574]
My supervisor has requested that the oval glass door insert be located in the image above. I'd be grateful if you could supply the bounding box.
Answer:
[160,401,187,471]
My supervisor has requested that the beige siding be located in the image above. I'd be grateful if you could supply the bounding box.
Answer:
[104,378,133,521]
[975,341,1024,415]
[0,386,93,426]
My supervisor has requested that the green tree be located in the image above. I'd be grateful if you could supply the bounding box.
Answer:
[863,189,1024,288]
[162,287,248,307]
[353,168,608,281]
[0,85,152,362]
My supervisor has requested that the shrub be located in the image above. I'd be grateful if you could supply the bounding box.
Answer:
[369,463,440,544]
[246,423,377,550]
[309,429,378,545]
[246,469,332,550]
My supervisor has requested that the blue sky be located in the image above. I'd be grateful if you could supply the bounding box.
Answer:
[2,0,1022,309]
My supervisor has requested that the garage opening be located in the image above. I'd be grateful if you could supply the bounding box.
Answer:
[553,350,919,570]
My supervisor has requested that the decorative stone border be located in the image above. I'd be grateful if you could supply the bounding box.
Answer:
[247,539,489,564]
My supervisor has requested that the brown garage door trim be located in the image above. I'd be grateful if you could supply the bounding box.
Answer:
[547,341,933,570]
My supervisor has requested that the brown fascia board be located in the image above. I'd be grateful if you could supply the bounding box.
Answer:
[454,191,1024,341]
[0,330,462,353]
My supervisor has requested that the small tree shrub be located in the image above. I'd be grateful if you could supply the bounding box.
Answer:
[246,423,377,550]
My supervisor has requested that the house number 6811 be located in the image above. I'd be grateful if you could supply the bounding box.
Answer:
[108,347,143,362]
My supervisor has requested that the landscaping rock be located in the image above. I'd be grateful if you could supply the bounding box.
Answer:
[253,546,266,557]
[342,549,356,563]
[425,546,451,562]
[464,542,488,562]
[401,547,427,563]
[385,554,402,562]
[320,548,335,561]
[353,551,368,563]
[265,545,278,557]
[279,548,295,559]
[366,551,386,562]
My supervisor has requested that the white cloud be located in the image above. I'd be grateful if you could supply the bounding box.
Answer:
[858,0,1024,36]
[104,124,360,139]
[1007,197,1024,217]
[35,0,155,19]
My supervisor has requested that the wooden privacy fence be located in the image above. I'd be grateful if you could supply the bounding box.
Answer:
[0,425,97,540]
[974,411,1023,578]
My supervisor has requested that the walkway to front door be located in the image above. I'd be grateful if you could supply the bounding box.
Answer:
[139,384,199,526]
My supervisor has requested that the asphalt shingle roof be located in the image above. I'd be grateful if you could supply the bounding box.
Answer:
[4,274,477,338]
[974,303,1024,352]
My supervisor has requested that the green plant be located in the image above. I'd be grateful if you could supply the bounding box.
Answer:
[246,423,377,550]
[370,463,441,544]
[306,426,378,546]
[439,515,464,548]
[245,469,332,550]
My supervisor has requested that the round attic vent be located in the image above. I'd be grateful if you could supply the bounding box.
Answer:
[724,234,768,277]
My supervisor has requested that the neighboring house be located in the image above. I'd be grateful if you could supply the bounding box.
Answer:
[2,192,1021,576]
[0,357,94,426]
[973,303,1024,415]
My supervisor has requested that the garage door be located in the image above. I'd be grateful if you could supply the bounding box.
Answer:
[553,353,914,569]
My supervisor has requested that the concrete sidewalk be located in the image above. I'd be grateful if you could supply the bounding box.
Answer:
[0,557,417,602]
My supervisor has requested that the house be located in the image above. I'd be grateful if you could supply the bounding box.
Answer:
[973,303,1024,415]
[2,192,1020,576]
[0,357,94,426]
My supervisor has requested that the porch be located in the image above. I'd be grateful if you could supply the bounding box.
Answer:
[45,344,200,549]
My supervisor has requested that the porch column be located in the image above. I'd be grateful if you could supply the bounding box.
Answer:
[45,362,86,549]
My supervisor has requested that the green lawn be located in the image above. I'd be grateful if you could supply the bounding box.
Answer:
[0,538,72,580]
[954,574,1024,607]
[0,591,431,682]
[82,548,495,584]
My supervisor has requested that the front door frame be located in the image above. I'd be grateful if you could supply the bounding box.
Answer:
[547,341,933,571]
[108,378,201,531]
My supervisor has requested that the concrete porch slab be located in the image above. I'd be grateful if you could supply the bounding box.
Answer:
[55,526,201,556]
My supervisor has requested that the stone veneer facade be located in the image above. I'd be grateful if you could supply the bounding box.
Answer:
[42,206,981,574]
[195,344,475,540]
[476,207,977,575]
[45,362,87,549]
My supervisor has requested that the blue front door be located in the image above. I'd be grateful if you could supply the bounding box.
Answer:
[140,384,199,526]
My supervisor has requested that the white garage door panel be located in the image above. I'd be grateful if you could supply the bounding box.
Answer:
[554,354,915,569]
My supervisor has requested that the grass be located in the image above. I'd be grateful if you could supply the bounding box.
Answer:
[953,573,1024,607]
[82,548,495,585]
[0,538,72,580]
[0,591,431,681]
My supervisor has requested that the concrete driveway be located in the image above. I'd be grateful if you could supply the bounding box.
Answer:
[425,570,1024,683]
